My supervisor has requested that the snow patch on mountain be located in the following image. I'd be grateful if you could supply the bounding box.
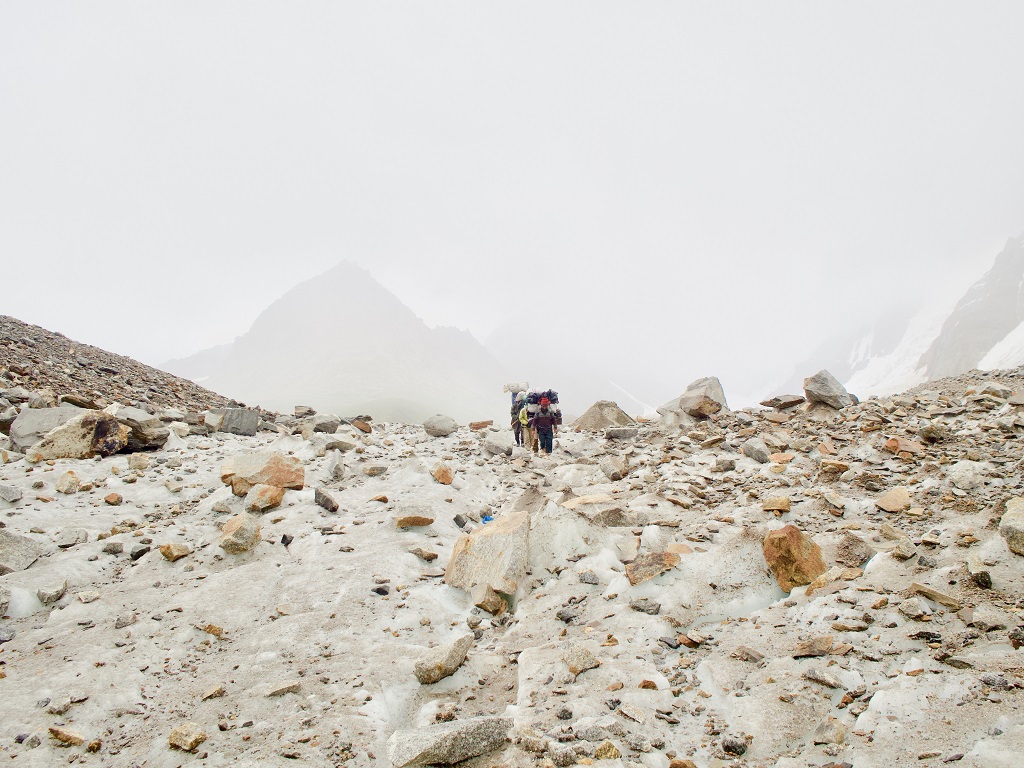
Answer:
[979,318,1024,371]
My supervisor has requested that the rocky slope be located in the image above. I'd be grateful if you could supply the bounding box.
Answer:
[1,364,1023,768]
[0,316,234,414]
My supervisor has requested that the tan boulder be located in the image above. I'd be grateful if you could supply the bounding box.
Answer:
[168,722,207,752]
[219,513,261,553]
[221,452,304,496]
[432,464,454,485]
[245,483,285,512]
[159,543,191,562]
[763,525,827,592]
[445,510,528,601]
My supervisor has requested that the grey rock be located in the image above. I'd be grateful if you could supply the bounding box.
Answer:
[482,430,514,457]
[803,667,843,689]
[387,716,513,767]
[741,437,770,463]
[210,407,260,436]
[0,585,9,616]
[578,570,599,585]
[37,580,68,605]
[803,369,854,409]
[9,405,84,450]
[947,460,986,490]
[102,541,124,555]
[629,597,661,615]
[56,529,88,549]
[999,497,1024,556]
[0,485,23,503]
[600,456,627,481]
[678,376,728,417]
[312,413,342,433]
[423,415,459,438]
[113,405,170,451]
[561,640,600,676]
[604,427,638,440]
[414,633,474,685]
[812,717,846,745]
[315,487,339,513]
[0,529,43,574]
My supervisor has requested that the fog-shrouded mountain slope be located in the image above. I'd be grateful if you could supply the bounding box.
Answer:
[768,232,1024,400]
[163,263,510,423]
[920,235,1024,379]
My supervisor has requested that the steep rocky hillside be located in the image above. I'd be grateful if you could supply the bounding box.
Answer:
[0,316,234,414]
[1,364,1022,767]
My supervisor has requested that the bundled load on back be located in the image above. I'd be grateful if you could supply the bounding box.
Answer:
[523,389,561,422]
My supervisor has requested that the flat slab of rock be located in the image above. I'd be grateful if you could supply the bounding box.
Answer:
[9,405,83,450]
[0,529,43,575]
[387,716,513,767]
[625,552,680,585]
[0,485,23,503]
[221,452,304,496]
[315,487,339,512]
[763,525,826,592]
[876,486,912,513]
[414,633,473,684]
[209,407,259,436]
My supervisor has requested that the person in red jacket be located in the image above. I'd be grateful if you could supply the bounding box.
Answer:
[530,397,559,455]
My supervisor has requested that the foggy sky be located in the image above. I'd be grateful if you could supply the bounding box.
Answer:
[2,2,1022,406]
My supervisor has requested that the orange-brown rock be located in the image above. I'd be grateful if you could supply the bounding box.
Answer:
[245,483,286,512]
[763,525,827,592]
[433,464,454,485]
[625,552,680,586]
[221,452,304,497]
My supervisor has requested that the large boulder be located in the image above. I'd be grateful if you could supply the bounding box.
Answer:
[423,415,459,437]
[445,511,529,612]
[482,430,514,457]
[9,405,84,450]
[26,411,130,463]
[678,376,728,418]
[220,452,305,496]
[571,401,634,431]
[387,716,514,768]
[803,370,854,409]
[209,408,260,437]
[110,405,170,451]
[0,529,43,575]
[763,525,827,592]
